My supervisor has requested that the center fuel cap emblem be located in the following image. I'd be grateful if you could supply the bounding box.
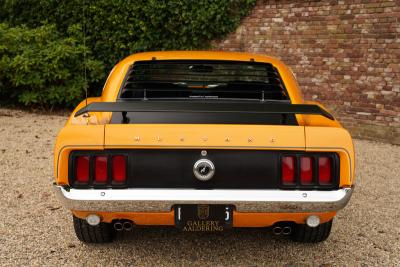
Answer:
[193,159,215,181]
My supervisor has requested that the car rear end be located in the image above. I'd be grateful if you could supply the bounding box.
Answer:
[53,52,354,243]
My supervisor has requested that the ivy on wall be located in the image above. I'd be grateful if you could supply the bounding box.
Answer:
[0,0,256,107]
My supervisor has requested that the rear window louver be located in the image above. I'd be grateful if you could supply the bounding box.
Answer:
[118,60,289,101]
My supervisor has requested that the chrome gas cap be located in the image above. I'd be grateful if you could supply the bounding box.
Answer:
[193,159,215,181]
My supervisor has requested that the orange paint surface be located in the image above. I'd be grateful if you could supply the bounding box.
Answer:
[55,51,354,227]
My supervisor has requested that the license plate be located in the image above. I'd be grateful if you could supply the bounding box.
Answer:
[174,204,233,231]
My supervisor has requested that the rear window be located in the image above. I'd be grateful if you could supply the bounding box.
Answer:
[118,60,289,102]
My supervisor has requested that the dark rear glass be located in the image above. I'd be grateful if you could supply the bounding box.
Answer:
[118,60,289,102]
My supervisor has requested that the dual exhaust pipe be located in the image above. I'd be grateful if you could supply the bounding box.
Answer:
[85,214,134,231]
[115,221,292,234]
[272,226,292,235]
[113,220,134,231]
[272,215,321,236]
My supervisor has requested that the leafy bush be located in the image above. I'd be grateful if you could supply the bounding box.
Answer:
[0,24,104,107]
[0,0,256,107]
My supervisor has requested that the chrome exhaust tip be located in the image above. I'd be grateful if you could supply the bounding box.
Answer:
[282,226,292,235]
[272,226,282,235]
[122,221,133,231]
[113,222,123,231]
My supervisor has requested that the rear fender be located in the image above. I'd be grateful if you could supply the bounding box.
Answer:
[305,126,355,187]
[54,125,104,185]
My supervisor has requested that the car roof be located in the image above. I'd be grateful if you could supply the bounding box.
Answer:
[101,51,302,103]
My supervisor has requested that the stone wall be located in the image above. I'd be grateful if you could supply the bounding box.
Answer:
[213,0,400,144]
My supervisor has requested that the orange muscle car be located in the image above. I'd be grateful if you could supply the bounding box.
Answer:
[54,51,354,243]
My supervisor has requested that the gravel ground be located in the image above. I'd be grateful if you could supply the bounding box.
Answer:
[0,108,399,266]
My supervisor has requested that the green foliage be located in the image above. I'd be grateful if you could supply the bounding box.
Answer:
[0,0,256,107]
[0,24,104,107]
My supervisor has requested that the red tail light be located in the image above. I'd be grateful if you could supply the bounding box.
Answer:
[282,156,295,184]
[300,157,313,184]
[94,156,108,183]
[75,156,89,183]
[319,157,332,184]
[280,153,337,188]
[112,155,126,183]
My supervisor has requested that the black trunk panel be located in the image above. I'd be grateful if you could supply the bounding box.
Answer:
[128,149,278,189]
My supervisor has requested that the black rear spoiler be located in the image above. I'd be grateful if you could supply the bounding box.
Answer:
[74,101,334,121]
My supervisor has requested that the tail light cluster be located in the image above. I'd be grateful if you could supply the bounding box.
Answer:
[69,150,338,190]
[280,153,339,189]
[70,153,127,188]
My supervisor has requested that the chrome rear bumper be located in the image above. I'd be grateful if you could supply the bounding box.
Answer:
[53,185,353,213]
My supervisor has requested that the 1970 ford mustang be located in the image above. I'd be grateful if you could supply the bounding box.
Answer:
[54,51,354,243]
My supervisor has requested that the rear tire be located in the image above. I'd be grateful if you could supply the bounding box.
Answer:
[291,219,333,243]
[73,215,116,243]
